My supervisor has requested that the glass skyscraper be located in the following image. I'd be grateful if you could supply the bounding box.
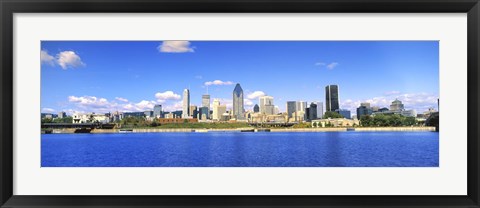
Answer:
[153,104,162,118]
[286,101,296,118]
[202,94,210,109]
[325,85,339,112]
[232,83,244,119]
[253,104,260,113]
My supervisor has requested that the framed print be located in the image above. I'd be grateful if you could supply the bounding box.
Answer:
[1,0,479,207]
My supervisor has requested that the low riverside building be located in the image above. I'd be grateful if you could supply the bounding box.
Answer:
[72,113,109,124]
[311,118,359,128]
[157,118,198,124]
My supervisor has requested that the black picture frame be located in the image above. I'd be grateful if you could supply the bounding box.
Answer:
[1,0,479,207]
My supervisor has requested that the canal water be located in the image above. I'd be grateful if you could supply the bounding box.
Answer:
[41,131,439,167]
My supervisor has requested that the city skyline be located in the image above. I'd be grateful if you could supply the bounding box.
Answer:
[41,41,439,116]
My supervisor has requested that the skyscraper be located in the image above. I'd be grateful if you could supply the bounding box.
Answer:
[356,105,372,119]
[190,105,198,119]
[253,104,260,113]
[259,95,274,115]
[202,94,210,109]
[286,101,296,118]
[335,109,351,119]
[198,107,209,120]
[58,111,66,119]
[325,85,340,112]
[308,102,318,121]
[296,101,307,113]
[312,101,324,119]
[212,99,226,121]
[232,83,244,119]
[153,104,162,118]
[182,89,190,118]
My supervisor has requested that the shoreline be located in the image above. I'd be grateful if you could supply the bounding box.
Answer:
[43,126,436,134]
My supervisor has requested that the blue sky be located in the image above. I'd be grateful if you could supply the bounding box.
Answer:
[41,41,439,116]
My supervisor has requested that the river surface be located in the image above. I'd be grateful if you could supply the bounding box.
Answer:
[41,131,439,167]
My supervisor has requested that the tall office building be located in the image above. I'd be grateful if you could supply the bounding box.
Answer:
[198,107,209,120]
[58,111,66,119]
[212,99,226,121]
[312,101,324,119]
[296,101,307,113]
[259,95,274,115]
[182,89,190,118]
[356,105,373,119]
[202,94,210,109]
[286,101,296,118]
[253,104,260,113]
[360,102,371,108]
[335,109,351,119]
[232,83,244,119]
[153,104,162,118]
[308,102,318,121]
[190,105,198,119]
[325,85,340,112]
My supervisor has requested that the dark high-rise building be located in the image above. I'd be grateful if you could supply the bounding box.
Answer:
[198,106,209,120]
[253,104,260,113]
[286,101,296,118]
[305,107,310,121]
[325,85,340,112]
[232,83,244,119]
[356,106,372,119]
[335,109,351,119]
[190,105,198,119]
[308,102,318,121]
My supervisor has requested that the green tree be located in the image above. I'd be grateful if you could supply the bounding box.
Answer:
[323,111,343,119]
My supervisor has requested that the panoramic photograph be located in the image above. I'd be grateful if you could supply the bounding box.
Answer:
[40,41,439,167]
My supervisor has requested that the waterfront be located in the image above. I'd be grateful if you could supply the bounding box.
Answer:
[41,132,439,167]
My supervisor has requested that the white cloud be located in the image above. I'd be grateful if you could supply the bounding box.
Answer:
[315,62,339,70]
[68,95,160,113]
[155,91,181,103]
[326,62,339,70]
[40,50,55,66]
[68,96,111,109]
[158,41,194,53]
[195,75,203,79]
[384,91,401,95]
[247,91,266,99]
[41,108,55,113]
[115,97,129,102]
[134,100,156,110]
[244,99,254,107]
[204,80,234,86]
[56,51,85,69]
[161,101,184,112]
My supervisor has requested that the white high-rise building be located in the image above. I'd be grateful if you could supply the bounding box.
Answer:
[313,101,324,118]
[212,99,226,121]
[259,96,274,115]
[182,89,190,118]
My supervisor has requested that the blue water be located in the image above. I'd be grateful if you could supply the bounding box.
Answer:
[41,132,439,167]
